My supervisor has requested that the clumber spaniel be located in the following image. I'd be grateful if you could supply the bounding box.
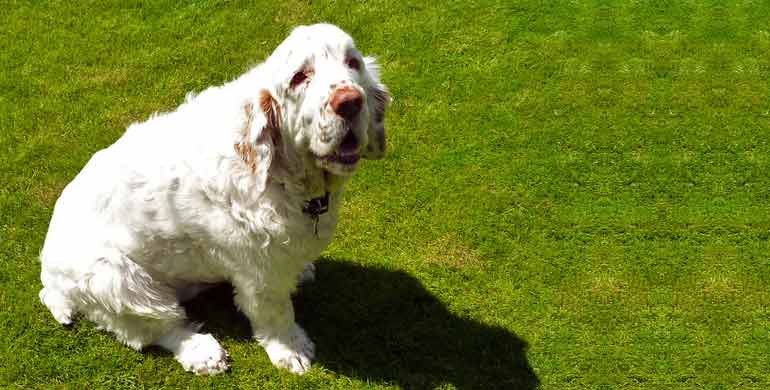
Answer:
[38,24,389,375]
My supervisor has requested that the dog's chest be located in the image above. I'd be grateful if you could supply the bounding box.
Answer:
[228,200,338,268]
[267,208,337,259]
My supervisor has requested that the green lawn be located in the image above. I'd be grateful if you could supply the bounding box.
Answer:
[2,1,770,389]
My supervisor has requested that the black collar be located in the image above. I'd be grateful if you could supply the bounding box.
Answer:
[303,192,330,218]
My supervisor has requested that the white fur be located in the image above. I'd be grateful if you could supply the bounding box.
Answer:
[39,24,389,375]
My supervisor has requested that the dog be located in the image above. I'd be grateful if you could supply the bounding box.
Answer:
[38,23,389,375]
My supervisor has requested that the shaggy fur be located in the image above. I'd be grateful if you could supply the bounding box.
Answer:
[38,24,389,375]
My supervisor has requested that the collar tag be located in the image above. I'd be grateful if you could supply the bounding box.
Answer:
[303,192,330,237]
[303,192,330,217]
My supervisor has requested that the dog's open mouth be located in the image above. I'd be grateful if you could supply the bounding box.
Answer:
[319,130,360,166]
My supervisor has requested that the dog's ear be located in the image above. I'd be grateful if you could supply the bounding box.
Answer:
[362,56,390,160]
[234,90,281,192]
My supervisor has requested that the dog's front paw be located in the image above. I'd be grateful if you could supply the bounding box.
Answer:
[262,325,315,374]
[297,262,316,286]
[176,333,229,375]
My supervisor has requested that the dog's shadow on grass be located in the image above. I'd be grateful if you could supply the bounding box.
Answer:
[184,258,539,390]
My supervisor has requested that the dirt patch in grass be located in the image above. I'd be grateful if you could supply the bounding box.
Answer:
[422,233,483,269]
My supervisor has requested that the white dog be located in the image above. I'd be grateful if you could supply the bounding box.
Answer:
[38,23,389,375]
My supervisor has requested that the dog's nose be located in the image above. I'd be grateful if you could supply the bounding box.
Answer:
[330,87,363,120]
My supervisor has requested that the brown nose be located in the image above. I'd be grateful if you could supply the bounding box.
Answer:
[330,87,363,120]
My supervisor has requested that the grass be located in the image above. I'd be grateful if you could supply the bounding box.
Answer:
[2,0,770,388]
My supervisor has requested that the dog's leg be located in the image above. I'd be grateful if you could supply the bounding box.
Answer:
[297,262,316,286]
[232,281,314,374]
[70,250,228,374]
[39,268,79,325]
[39,286,76,325]
[74,252,185,346]
[154,324,229,375]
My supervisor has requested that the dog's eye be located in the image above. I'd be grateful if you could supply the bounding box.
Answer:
[290,70,308,88]
[345,57,360,71]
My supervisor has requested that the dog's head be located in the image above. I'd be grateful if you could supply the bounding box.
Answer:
[258,24,390,178]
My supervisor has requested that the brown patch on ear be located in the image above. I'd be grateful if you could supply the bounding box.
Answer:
[258,90,283,150]
[260,90,281,131]
[234,102,258,174]
[234,91,283,174]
